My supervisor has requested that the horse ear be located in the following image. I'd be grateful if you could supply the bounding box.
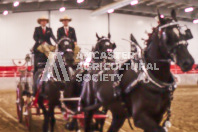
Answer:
[96,33,100,40]
[130,33,138,44]
[171,9,177,21]
[157,9,164,24]
[130,34,134,42]
[108,33,111,39]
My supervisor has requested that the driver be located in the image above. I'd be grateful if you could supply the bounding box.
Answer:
[32,16,57,95]
[33,16,57,75]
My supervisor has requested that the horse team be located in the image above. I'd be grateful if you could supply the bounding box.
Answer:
[21,9,195,132]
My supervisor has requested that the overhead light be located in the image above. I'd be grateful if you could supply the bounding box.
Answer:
[160,14,164,18]
[131,0,138,6]
[59,7,66,12]
[185,7,194,12]
[107,9,114,13]
[193,19,198,24]
[3,10,8,15]
[77,0,84,3]
[13,1,20,7]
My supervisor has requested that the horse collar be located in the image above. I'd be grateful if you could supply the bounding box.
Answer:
[141,53,177,90]
[125,52,177,94]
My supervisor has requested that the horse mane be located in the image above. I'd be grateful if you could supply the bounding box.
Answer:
[145,17,173,47]
[144,27,157,47]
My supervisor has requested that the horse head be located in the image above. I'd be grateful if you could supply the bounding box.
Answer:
[93,33,116,62]
[58,37,75,66]
[146,9,194,72]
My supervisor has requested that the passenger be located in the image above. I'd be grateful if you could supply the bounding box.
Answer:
[57,15,80,66]
[57,15,77,43]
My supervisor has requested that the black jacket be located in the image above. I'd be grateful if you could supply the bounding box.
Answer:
[33,26,57,52]
[57,26,77,42]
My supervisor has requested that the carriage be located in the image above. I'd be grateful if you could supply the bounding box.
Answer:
[15,52,108,131]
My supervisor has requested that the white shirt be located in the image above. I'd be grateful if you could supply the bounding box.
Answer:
[42,26,46,31]
[64,26,69,32]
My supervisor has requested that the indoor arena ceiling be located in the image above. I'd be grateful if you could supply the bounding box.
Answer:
[0,0,198,21]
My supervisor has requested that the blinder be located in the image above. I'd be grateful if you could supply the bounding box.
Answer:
[184,28,193,40]
[178,25,193,40]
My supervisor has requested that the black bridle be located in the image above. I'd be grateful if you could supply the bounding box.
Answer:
[96,37,115,53]
[57,37,75,66]
[58,38,74,54]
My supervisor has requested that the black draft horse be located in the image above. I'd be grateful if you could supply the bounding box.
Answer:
[82,9,195,132]
[66,33,117,131]
[36,37,75,132]
[36,33,116,132]
[92,33,116,63]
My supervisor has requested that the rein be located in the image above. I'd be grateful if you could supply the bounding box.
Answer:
[144,52,172,63]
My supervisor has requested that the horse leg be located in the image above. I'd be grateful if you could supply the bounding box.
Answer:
[133,112,165,132]
[71,119,79,132]
[107,113,125,132]
[38,97,49,132]
[95,108,108,132]
[84,110,94,132]
[49,105,56,132]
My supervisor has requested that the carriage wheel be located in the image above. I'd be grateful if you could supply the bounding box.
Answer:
[24,97,32,131]
[16,82,24,123]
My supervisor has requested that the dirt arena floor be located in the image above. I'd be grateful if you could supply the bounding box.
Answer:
[0,87,198,132]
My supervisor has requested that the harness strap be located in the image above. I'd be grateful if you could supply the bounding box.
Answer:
[112,69,122,97]
[124,74,140,94]
[144,55,172,63]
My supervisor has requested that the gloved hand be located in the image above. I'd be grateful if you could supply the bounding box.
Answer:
[39,39,45,45]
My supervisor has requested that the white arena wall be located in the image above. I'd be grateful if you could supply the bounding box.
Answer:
[0,9,197,64]
[0,9,197,89]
